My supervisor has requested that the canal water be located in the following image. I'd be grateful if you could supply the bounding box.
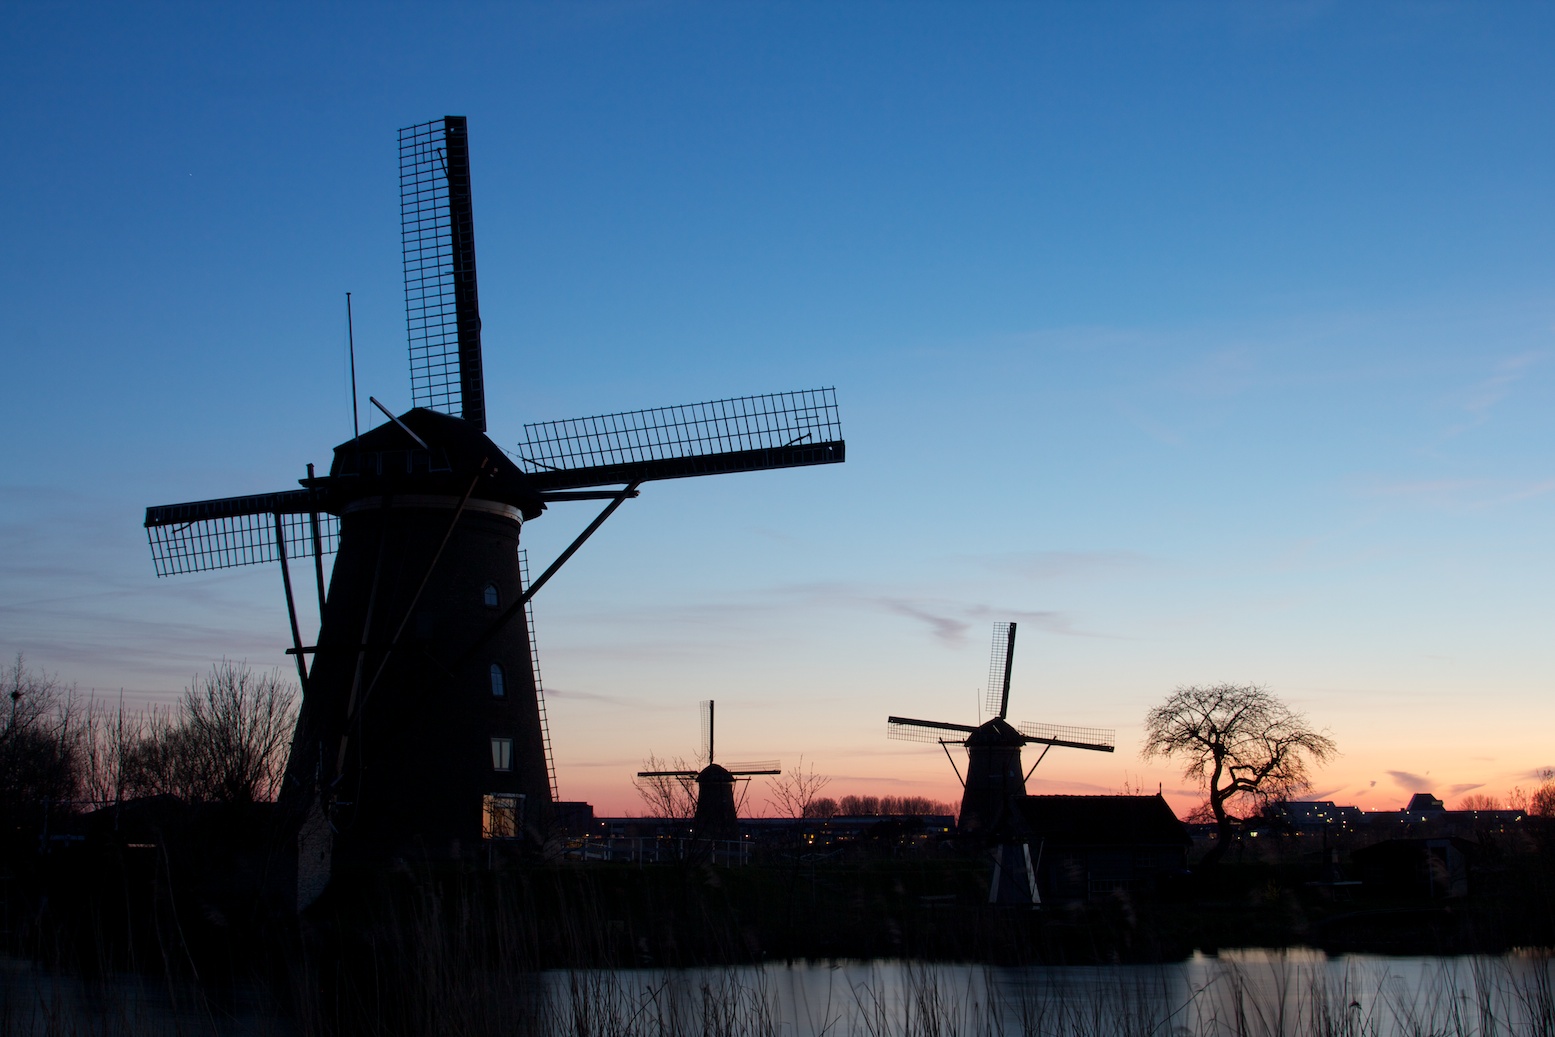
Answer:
[3,949,1552,1034]
[540,951,1555,1036]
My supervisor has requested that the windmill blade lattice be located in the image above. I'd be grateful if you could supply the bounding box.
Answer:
[401,116,485,430]
[144,492,339,576]
[700,700,713,764]
[887,717,977,743]
[984,621,1015,719]
[722,760,781,775]
[1016,720,1116,752]
[517,389,843,490]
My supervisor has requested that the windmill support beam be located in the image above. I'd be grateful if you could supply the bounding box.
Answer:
[457,482,640,666]
[307,465,327,614]
[940,740,966,787]
[1023,742,1052,783]
[274,511,310,695]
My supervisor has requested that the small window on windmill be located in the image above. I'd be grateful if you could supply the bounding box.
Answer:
[482,583,500,608]
[482,793,525,840]
[489,662,506,698]
[490,737,513,772]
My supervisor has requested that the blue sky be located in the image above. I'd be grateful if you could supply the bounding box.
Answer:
[2,2,1552,813]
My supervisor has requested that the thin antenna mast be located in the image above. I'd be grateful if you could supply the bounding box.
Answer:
[346,292,360,439]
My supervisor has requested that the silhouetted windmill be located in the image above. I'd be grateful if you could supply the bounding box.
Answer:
[141,116,844,895]
[887,622,1114,836]
[637,700,779,840]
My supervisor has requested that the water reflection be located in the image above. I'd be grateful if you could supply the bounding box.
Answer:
[3,950,1551,1035]
[543,950,1555,1036]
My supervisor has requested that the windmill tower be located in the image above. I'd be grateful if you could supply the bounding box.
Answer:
[141,117,845,889]
[887,622,1114,837]
[636,700,779,840]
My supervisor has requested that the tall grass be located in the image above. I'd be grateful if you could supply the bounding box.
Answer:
[2,950,1553,1035]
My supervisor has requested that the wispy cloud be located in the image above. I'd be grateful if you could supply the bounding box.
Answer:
[1354,476,1555,511]
[1442,783,1484,800]
[880,599,969,645]
[971,550,1152,583]
[1463,351,1544,417]
[543,685,681,710]
[1387,769,1432,791]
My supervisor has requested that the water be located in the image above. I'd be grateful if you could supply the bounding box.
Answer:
[542,951,1555,1036]
[3,951,1552,1035]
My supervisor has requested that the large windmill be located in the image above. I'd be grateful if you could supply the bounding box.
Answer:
[142,116,844,889]
[636,700,778,840]
[887,622,1114,837]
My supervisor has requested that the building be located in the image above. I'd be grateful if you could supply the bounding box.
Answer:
[1015,795,1191,902]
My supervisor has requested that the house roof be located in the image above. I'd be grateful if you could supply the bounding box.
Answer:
[1015,794,1190,847]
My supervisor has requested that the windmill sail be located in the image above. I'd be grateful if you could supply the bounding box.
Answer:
[1016,720,1116,752]
[144,490,339,576]
[984,622,1015,719]
[517,388,844,491]
[722,760,782,775]
[886,716,978,743]
[401,115,485,431]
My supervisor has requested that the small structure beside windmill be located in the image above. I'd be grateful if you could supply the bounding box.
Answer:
[637,700,779,840]
[141,116,844,905]
[887,622,1114,904]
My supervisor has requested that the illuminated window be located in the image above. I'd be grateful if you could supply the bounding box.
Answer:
[490,737,513,772]
[489,662,506,698]
[482,793,525,840]
[483,583,500,608]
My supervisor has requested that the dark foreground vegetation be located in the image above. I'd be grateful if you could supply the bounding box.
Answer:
[6,656,1555,1034]
[8,818,1555,1033]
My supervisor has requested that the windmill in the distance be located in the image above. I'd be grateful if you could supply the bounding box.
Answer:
[141,116,843,898]
[637,700,779,840]
[887,622,1114,836]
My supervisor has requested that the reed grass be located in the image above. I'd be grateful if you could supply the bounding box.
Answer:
[2,951,1554,1036]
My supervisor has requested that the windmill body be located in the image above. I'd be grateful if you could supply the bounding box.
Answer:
[281,409,549,867]
[637,701,778,841]
[141,117,843,894]
[887,623,1115,838]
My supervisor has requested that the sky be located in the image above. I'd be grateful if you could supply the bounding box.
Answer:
[2,2,1552,817]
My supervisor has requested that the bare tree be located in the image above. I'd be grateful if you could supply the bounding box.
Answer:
[765,755,831,819]
[804,796,838,819]
[0,654,83,819]
[121,661,297,804]
[1527,770,1555,817]
[1459,793,1503,811]
[1142,683,1336,868]
[634,754,697,819]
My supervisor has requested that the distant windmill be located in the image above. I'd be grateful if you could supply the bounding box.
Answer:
[140,116,844,895]
[637,700,779,840]
[887,622,1115,836]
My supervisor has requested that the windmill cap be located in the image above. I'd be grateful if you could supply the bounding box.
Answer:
[965,717,1025,747]
[696,763,736,784]
[327,407,546,519]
